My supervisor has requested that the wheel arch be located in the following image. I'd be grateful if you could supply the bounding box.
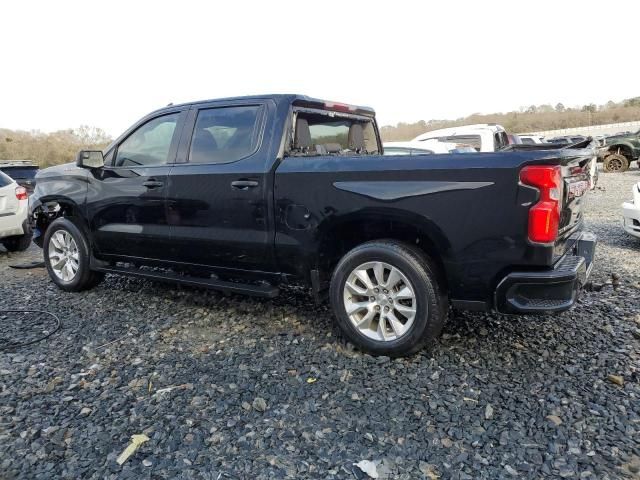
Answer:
[315,208,451,291]
[605,142,634,160]
[32,197,89,247]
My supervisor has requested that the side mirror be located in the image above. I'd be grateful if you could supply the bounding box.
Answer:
[76,150,104,168]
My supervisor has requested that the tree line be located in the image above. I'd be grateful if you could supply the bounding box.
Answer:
[0,126,112,168]
[380,97,640,141]
[1,97,639,167]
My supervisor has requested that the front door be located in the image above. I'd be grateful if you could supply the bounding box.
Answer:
[86,110,186,260]
[165,102,274,273]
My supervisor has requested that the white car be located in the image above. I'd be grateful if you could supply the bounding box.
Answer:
[0,170,32,251]
[412,123,509,152]
[384,140,475,155]
[622,182,640,239]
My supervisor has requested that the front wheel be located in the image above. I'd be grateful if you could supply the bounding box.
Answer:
[330,240,447,357]
[43,218,104,292]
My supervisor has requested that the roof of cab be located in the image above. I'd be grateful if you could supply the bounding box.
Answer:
[151,94,376,117]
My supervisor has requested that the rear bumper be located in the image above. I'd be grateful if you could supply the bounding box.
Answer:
[622,202,640,239]
[494,232,596,314]
[0,201,27,238]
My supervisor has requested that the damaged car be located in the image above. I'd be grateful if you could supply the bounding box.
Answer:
[30,94,597,356]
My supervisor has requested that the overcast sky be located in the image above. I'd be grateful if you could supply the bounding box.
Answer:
[2,0,638,136]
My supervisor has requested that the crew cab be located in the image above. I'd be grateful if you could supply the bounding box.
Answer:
[29,95,596,356]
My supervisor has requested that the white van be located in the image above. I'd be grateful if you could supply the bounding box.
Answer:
[412,124,509,152]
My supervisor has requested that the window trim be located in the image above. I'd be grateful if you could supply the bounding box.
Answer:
[108,111,185,169]
[183,104,266,166]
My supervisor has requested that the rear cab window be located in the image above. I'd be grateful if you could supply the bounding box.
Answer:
[289,109,379,156]
[441,135,481,151]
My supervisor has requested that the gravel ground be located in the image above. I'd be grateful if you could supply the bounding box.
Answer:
[1,168,639,480]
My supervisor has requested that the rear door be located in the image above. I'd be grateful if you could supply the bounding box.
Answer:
[86,109,187,260]
[164,100,275,272]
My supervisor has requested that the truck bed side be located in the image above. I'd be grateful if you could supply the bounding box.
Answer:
[273,148,593,307]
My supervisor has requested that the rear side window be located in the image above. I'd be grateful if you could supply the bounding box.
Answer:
[0,170,13,187]
[189,106,262,164]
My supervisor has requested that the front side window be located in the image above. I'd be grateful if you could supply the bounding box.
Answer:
[189,106,262,164]
[115,113,179,167]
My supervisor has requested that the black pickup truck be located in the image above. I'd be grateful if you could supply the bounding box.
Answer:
[29,95,596,356]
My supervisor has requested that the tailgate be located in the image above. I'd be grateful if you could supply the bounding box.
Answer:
[556,152,593,256]
[0,184,19,215]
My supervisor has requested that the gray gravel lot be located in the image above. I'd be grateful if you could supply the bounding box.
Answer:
[1,169,639,479]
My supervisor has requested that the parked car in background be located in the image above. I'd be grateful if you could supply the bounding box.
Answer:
[383,140,475,155]
[622,182,640,239]
[0,170,32,251]
[0,160,39,194]
[519,135,546,145]
[412,124,509,152]
[598,129,640,173]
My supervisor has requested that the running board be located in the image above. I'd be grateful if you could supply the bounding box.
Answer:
[94,265,280,298]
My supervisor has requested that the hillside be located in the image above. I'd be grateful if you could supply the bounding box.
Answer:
[380,97,640,141]
[1,97,639,167]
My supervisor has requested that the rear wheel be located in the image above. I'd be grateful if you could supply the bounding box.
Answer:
[602,153,629,173]
[43,218,104,291]
[2,229,33,252]
[330,240,447,357]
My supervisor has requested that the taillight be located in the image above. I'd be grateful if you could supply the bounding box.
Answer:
[520,165,562,243]
[15,186,28,200]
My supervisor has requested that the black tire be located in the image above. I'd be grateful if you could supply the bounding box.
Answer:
[2,228,33,252]
[43,217,104,292]
[602,153,629,173]
[329,240,447,357]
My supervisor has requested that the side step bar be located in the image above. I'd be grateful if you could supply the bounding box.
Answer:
[94,265,280,298]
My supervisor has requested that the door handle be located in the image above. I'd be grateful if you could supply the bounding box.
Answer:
[143,180,164,189]
[231,180,259,190]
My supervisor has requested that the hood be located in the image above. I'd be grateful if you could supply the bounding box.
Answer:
[35,162,83,178]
